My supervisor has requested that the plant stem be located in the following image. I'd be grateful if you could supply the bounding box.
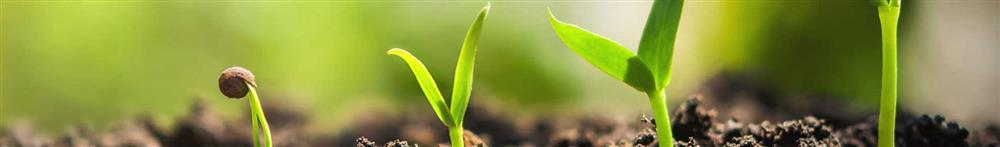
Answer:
[251,101,261,147]
[877,2,900,147]
[647,90,674,147]
[448,126,465,147]
[247,83,273,147]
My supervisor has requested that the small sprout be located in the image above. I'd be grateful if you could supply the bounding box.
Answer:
[875,0,902,147]
[387,3,489,147]
[218,66,272,147]
[548,0,685,146]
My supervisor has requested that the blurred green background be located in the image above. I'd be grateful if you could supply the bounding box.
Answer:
[2,0,997,134]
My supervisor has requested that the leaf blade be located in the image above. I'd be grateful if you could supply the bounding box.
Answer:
[548,9,654,92]
[637,0,684,90]
[450,3,490,125]
[387,48,456,127]
[548,10,635,81]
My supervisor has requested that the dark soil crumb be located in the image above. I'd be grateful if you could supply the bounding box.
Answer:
[357,136,378,147]
[386,139,414,147]
[675,138,704,147]
[723,135,761,147]
[670,96,716,144]
[355,136,417,147]
[898,114,970,147]
[838,120,876,147]
[632,127,656,146]
[745,117,840,146]
[840,114,973,147]
[628,97,840,147]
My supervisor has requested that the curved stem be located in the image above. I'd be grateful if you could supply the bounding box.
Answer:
[448,126,465,147]
[257,113,273,147]
[250,101,260,147]
[247,83,273,147]
[647,90,674,147]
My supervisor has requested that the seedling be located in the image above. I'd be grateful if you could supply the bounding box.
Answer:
[548,0,684,146]
[218,66,272,147]
[875,0,901,147]
[387,4,489,147]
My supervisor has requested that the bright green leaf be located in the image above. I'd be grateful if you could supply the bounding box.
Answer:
[548,9,654,92]
[450,3,489,125]
[874,0,901,7]
[637,0,684,90]
[387,48,456,128]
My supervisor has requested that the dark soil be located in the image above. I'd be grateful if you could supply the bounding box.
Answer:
[355,137,416,147]
[840,113,984,147]
[546,97,841,147]
[1,74,996,147]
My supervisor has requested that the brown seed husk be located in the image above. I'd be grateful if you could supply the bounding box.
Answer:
[218,66,257,98]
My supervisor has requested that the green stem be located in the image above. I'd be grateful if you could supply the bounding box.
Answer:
[247,83,273,147]
[257,112,273,147]
[250,100,260,147]
[648,90,674,147]
[448,126,465,147]
[877,2,900,147]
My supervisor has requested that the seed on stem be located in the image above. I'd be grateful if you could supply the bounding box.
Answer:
[219,66,257,98]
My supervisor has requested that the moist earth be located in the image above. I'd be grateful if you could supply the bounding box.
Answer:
[1,74,996,147]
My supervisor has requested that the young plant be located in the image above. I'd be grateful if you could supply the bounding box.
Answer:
[387,4,489,147]
[876,0,901,147]
[548,0,684,146]
[218,66,272,147]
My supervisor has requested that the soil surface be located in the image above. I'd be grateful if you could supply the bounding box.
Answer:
[2,74,997,147]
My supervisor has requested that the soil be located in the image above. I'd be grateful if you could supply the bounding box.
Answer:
[2,74,997,147]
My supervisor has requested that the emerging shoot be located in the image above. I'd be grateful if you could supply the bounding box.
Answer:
[218,66,272,147]
[876,0,901,147]
[387,3,489,147]
[548,0,684,146]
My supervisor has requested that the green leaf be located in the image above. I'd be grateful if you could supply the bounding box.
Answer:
[387,48,456,127]
[449,3,490,125]
[637,0,684,90]
[548,9,654,92]
[874,0,900,7]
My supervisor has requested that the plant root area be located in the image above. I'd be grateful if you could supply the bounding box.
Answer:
[2,74,998,147]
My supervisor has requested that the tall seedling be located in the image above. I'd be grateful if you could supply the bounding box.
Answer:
[548,0,684,146]
[387,4,489,147]
[876,0,901,147]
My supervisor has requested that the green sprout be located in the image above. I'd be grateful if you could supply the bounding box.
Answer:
[548,0,684,146]
[387,4,489,147]
[218,66,272,147]
[876,0,901,147]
